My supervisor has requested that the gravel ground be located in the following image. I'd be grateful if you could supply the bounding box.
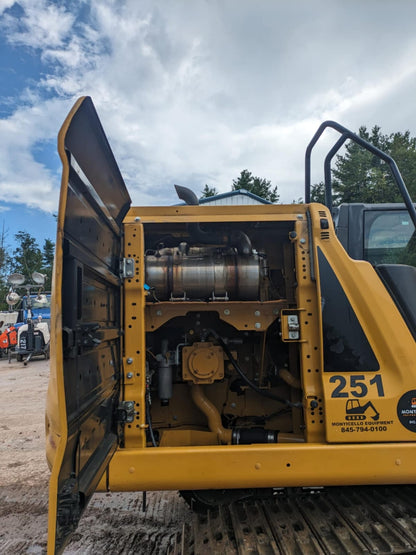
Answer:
[0,356,191,554]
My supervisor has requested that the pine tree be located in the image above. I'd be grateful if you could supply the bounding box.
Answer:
[232,170,279,202]
[41,239,55,289]
[12,231,43,280]
[201,184,218,198]
[0,223,11,310]
[310,182,326,204]
[332,126,416,204]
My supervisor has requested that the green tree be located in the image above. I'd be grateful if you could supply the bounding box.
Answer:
[0,224,12,310]
[41,238,55,289]
[12,231,43,280]
[332,126,416,204]
[0,223,9,279]
[232,169,279,203]
[310,182,326,204]
[201,184,218,198]
[291,197,304,204]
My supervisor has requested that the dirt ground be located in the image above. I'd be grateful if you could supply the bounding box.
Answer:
[0,356,191,554]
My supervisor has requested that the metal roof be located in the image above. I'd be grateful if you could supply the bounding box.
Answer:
[198,189,272,205]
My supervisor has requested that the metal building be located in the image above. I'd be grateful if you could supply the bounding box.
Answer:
[198,189,272,206]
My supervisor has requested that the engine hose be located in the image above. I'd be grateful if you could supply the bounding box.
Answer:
[145,394,158,447]
[206,329,303,409]
[189,384,232,444]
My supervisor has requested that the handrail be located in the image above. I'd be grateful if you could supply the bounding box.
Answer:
[304,120,416,228]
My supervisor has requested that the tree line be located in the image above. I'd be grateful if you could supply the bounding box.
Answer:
[202,169,280,203]
[203,126,416,206]
[310,126,416,204]
[0,230,54,311]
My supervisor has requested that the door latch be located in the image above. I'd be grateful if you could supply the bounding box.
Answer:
[280,310,301,341]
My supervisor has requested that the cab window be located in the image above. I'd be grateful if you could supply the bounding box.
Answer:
[364,210,416,265]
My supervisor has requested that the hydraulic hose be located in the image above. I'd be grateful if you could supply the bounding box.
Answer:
[145,394,158,447]
[205,329,303,409]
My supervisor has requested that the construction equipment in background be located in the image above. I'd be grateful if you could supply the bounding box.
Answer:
[0,324,17,355]
[0,311,19,333]
[46,97,416,554]
[5,272,50,364]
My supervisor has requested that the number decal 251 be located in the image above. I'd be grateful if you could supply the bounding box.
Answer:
[329,374,384,398]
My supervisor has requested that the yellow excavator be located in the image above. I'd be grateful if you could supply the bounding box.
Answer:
[46,97,416,554]
[345,399,380,421]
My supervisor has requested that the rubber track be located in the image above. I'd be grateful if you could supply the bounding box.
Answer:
[180,485,416,554]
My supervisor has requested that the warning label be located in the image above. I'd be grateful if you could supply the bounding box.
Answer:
[397,390,416,432]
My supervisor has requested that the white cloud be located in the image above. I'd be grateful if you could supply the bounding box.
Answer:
[1,0,416,211]
[0,0,15,15]
[0,98,71,210]
[2,0,74,48]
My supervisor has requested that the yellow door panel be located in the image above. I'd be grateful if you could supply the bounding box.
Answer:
[46,97,130,554]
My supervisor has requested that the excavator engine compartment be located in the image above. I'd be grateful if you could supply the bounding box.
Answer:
[47,97,416,554]
[134,218,304,448]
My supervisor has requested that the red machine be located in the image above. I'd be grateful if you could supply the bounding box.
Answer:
[0,326,17,350]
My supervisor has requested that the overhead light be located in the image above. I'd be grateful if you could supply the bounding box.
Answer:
[35,294,48,305]
[6,291,21,306]
[7,273,25,286]
[32,272,46,285]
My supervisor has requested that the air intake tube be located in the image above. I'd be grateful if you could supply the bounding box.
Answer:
[232,428,277,444]
[174,185,252,255]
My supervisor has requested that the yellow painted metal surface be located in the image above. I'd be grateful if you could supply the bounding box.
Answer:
[123,222,147,448]
[146,300,286,332]
[292,213,325,443]
[125,204,306,223]
[99,442,416,492]
[308,204,416,443]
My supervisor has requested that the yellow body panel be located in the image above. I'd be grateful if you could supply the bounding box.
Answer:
[96,201,416,493]
[123,222,147,448]
[98,442,414,492]
[310,208,416,443]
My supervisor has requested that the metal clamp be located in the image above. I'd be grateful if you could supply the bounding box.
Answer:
[117,401,135,423]
[120,258,135,279]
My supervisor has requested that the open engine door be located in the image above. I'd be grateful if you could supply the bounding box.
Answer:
[47,97,131,554]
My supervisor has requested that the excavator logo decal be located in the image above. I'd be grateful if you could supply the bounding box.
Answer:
[330,400,392,434]
[328,375,393,434]
[397,390,416,432]
[345,399,380,421]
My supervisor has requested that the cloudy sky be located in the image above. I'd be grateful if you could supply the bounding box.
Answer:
[1,0,416,249]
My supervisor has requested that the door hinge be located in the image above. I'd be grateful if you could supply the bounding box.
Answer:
[120,258,135,279]
[117,401,135,423]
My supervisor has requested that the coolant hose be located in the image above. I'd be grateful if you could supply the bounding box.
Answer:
[279,368,301,389]
[189,384,232,444]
